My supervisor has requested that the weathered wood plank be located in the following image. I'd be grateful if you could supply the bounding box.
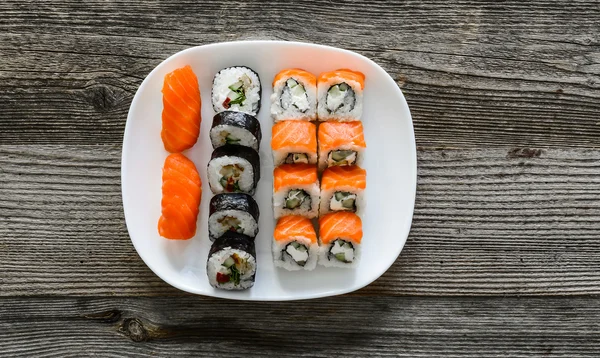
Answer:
[0,296,599,357]
[0,1,599,147]
[2,145,600,296]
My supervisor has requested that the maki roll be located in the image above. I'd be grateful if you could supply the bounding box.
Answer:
[317,69,365,122]
[318,121,366,171]
[273,164,319,219]
[207,232,256,290]
[320,165,366,216]
[270,68,317,122]
[273,216,319,271]
[212,66,261,115]
[210,111,262,151]
[271,120,317,166]
[207,145,260,195]
[318,212,362,268]
[209,193,260,241]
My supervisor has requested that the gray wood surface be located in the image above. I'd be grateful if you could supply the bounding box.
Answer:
[1,0,600,356]
[1,296,599,357]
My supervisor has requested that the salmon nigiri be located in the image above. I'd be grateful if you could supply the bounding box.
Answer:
[318,121,366,170]
[271,120,317,165]
[318,211,363,268]
[158,153,202,240]
[161,65,201,153]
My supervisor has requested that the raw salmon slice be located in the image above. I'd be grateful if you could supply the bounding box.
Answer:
[271,120,317,152]
[318,69,365,89]
[274,215,317,243]
[319,212,363,244]
[273,164,318,192]
[272,68,317,88]
[318,121,366,154]
[321,165,367,191]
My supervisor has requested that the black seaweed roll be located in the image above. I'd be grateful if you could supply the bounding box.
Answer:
[207,232,256,290]
[209,111,262,151]
[207,145,261,195]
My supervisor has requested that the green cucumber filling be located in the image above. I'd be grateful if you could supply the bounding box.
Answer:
[330,191,357,211]
[280,78,309,112]
[217,216,242,233]
[328,150,357,166]
[284,153,309,164]
[283,241,309,266]
[219,131,240,145]
[329,239,355,263]
[326,82,355,113]
[217,253,249,285]
[223,74,252,108]
[285,189,310,209]
[219,164,244,192]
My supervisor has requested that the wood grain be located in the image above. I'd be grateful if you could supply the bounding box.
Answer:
[2,145,600,296]
[1,296,599,357]
[1,1,599,147]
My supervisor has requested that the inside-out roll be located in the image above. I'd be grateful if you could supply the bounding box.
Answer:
[317,69,365,122]
[270,68,317,122]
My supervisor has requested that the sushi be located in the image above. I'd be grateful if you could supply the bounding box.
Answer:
[161,65,201,153]
[273,216,318,271]
[207,231,256,290]
[318,121,366,171]
[318,212,363,268]
[271,120,317,166]
[320,165,366,216]
[207,145,260,195]
[158,153,202,240]
[212,66,261,115]
[210,111,262,151]
[317,69,365,122]
[209,193,260,241]
[273,164,319,219]
[270,68,317,121]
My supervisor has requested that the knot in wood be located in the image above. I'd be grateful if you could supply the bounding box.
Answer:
[123,318,148,342]
[84,83,121,112]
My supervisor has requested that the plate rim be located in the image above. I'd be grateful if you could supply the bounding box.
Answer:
[121,40,417,301]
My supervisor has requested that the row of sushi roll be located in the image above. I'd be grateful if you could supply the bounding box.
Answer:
[205,67,264,290]
[270,68,367,271]
[158,66,203,240]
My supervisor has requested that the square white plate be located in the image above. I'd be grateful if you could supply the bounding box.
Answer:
[122,41,416,300]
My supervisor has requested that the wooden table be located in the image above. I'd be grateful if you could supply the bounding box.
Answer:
[2,1,599,356]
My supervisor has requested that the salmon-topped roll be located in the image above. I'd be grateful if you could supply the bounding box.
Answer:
[273,164,319,219]
[161,65,201,153]
[320,165,366,217]
[273,216,319,271]
[318,121,366,171]
[271,120,317,166]
[271,68,317,122]
[317,69,365,122]
[158,153,202,240]
[318,212,363,268]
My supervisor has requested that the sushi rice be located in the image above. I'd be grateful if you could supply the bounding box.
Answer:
[212,67,261,116]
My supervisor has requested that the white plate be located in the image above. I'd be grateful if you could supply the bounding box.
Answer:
[122,41,416,301]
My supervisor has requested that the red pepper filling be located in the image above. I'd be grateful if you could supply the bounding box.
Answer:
[216,272,230,283]
[222,97,231,109]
